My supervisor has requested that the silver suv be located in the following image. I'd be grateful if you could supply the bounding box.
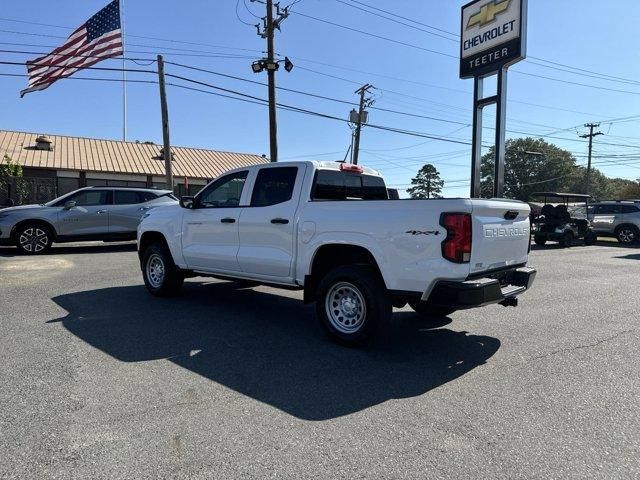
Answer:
[0,187,177,254]
[588,201,640,245]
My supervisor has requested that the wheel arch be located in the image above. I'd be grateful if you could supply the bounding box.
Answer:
[138,231,170,264]
[614,223,639,234]
[11,218,57,241]
[303,243,386,303]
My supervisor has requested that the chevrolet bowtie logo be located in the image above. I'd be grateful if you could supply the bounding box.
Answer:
[466,0,511,29]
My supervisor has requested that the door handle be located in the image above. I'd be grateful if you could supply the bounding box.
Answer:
[138,206,151,211]
[97,209,108,214]
[221,217,236,224]
[270,218,289,224]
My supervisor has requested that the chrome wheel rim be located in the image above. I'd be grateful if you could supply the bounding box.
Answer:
[19,227,49,253]
[325,281,366,334]
[619,229,635,243]
[146,253,165,288]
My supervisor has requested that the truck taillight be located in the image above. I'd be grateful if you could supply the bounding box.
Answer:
[440,212,472,263]
[339,163,364,173]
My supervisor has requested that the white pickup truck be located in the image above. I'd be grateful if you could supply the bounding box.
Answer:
[137,161,535,345]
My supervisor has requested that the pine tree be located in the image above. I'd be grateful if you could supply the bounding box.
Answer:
[407,164,444,199]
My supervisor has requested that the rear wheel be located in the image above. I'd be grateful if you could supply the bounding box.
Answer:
[316,265,391,346]
[142,242,184,296]
[583,230,597,245]
[408,301,456,318]
[616,225,638,245]
[15,223,53,255]
[533,234,547,246]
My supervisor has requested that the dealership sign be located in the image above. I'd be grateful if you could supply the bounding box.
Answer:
[460,0,527,78]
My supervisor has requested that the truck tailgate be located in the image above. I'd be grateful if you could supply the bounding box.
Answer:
[469,199,531,275]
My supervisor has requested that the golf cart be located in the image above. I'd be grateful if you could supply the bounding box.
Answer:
[529,192,597,247]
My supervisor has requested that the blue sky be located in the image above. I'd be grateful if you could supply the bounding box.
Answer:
[1,0,639,196]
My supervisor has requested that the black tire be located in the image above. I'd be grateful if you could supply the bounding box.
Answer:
[583,230,597,246]
[14,222,53,255]
[615,225,639,245]
[408,301,456,318]
[142,242,184,296]
[316,265,392,346]
[533,234,547,246]
[560,231,573,248]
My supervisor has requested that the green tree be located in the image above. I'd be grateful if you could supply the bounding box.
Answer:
[618,179,640,199]
[407,164,444,199]
[480,138,578,200]
[0,154,28,203]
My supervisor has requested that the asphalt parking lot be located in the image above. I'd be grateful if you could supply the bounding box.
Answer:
[1,241,639,479]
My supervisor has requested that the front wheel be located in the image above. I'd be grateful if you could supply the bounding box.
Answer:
[142,242,184,296]
[15,223,53,255]
[533,234,547,246]
[560,232,573,248]
[316,265,392,346]
[408,301,456,318]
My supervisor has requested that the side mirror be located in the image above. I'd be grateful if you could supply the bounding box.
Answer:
[180,196,195,209]
[63,200,77,210]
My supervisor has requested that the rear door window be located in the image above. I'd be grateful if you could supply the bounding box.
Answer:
[595,205,622,214]
[621,205,640,214]
[115,190,146,205]
[312,170,388,200]
[251,167,298,207]
[57,189,111,206]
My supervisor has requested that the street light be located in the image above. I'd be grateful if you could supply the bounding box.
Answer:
[251,60,265,73]
[284,56,294,72]
[250,57,293,74]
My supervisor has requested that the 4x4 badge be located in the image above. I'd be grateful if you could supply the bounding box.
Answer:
[406,230,440,236]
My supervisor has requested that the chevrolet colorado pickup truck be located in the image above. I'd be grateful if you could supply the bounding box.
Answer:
[137,161,535,345]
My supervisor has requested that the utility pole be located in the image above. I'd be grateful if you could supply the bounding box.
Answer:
[157,55,173,191]
[265,0,278,163]
[351,84,374,165]
[580,123,603,196]
[251,0,292,163]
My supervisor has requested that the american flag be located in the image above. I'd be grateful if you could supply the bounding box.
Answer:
[20,0,123,97]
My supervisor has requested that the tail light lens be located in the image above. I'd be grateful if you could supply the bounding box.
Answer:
[339,163,364,173]
[440,213,472,263]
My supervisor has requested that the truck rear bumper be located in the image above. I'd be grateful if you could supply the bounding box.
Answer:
[426,266,536,309]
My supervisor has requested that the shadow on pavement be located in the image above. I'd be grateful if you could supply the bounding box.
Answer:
[0,242,136,258]
[615,253,640,260]
[50,282,500,421]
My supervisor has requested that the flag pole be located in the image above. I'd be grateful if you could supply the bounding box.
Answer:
[121,0,127,141]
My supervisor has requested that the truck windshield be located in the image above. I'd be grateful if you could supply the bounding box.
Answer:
[311,170,388,201]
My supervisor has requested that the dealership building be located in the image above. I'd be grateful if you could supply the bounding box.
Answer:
[0,130,267,203]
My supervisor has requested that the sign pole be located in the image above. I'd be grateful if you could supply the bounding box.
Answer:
[470,76,483,198]
[494,67,508,198]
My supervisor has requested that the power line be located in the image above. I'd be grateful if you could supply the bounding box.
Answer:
[0,60,156,75]
[163,73,474,145]
[339,0,457,38]
[333,0,457,42]
[0,71,157,85]
[235,0,257,26]
[0,48,155,63]
[291,11,457,59]
[164,61,472,126]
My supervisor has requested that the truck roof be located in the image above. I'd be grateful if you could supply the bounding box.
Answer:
[307,160,382,177]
